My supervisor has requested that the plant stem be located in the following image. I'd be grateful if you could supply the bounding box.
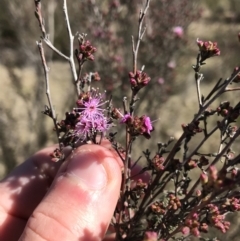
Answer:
[63,0,78,96]
[37,41,60,146]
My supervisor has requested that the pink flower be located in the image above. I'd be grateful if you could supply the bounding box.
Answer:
[157,77,165,85]
[172,26,184,38]
[74,89,111,140]
[167,60,176,69]
[143,231,158,241]
[93,116,110,132]
[192,213,199,219]
[82,97,105,119]
[182,226,190,235]
[75,117,92,139]
[196,38,220,61]
[78,40,97,61]
[120,113,132,123]
[200,173,208,184]
[129,70,151,92]
[120,114,154,139]
[76,90,106,120]
[191,227,200,237]
[142,115,153,134]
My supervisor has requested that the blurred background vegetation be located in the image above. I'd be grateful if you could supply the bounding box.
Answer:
[1,1,240,239]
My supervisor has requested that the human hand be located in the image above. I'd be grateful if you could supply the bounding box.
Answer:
[0,143,122,241]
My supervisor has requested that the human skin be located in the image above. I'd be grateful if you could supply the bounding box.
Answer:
[0,142,122,241]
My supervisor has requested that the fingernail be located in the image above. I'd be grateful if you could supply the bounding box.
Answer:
[66,149,107,190]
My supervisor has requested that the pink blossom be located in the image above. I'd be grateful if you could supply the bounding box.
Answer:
[94,116,110,132]
[76,90,107,120]
[120,113,132,123]
[143,231,158,241]
[181,226,190,235]
[167,60,176,69]
[200,173,208,184]
[74,90,110,140]
[157,77,165,85]
[75,117,92,139]
[192,213,199,219]
[82,97,105,119]
[78,40,97,61]
[121,114,154,138]
[191,227,200,237]
[172,26,184,38]
[129,70,151,91]
[196,38,220,61]
[142,116,153,134]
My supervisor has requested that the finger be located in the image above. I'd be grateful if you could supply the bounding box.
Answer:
[0,140,120,240]
[0,145,66,240]
[0,145,66,215]
[19,144,122,241]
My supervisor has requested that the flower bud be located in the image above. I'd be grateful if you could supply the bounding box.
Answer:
[200,173,208,184]
[196,38,220,62]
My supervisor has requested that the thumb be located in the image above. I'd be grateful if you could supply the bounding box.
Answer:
[19,144,122,241]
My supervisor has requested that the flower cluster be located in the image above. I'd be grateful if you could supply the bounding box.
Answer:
[77,40,97,61]
[150,200,167,215]
[129,70,151,93]
[200,165,236,194]
[121,114,153,139]
[55,89,111,146]
[151,154,165,171]
[183,213,209,237]
[222,197,240,212]
[73,89,110,141]
[150,194,181,215]
[216,101,240,122]
[207,204,231,233]
[196,38,220,62]
[131,179,148,201]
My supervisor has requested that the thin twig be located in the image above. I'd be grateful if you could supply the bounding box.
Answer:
[63,0,78,95]
[35,0,78,95]
[121,1,152,227]
[132,0,150,75]
[184,127,240,201]
[225,87,240,92]
[194,68,240,121]
[129,0,151,114]
[43,38,69,60]
[34,0,46,37]
[183,125,218,165]
[195,72,204,107]
[34,0,69,60]
[37,40,60,146]
[204,78,223,102]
